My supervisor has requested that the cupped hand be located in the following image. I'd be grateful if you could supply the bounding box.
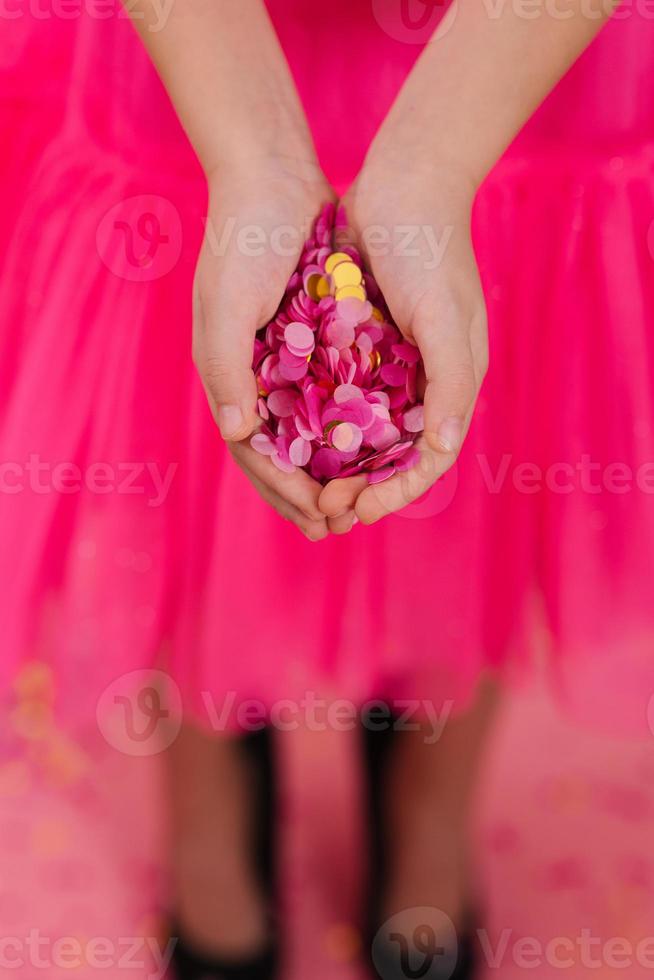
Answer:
[319,161,488,527]
[193,157,335,540]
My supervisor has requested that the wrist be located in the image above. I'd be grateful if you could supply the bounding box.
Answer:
[202,94,319,184]
[355,146,477,226]
[363,133,478,207]
[205,150,329,218]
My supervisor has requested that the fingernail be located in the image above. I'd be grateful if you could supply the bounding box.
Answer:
[303,527,326,542]
[351,516,359,526]
[216,405,243,440]
[437,417,463,454]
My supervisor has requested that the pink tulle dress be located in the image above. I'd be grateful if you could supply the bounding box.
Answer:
[1,2,653,734]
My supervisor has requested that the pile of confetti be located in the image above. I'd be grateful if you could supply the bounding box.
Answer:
[251,204,424,484]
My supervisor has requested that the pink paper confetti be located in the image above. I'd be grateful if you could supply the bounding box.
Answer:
[249,204,425,484]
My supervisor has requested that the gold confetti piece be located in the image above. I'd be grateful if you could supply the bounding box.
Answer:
[369,350,381,370]
[316,276,331,299]
[371,306,384,322]
[332,262,363,289]
[324,252,352,275]
[335,284,366,302]
[305,272,322,301]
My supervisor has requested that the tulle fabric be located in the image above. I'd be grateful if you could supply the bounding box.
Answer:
[0,4,653,733]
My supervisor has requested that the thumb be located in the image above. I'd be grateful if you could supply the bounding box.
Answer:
[193,287,259,442]
[413,310,479,458]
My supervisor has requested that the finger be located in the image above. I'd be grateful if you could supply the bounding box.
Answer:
[318,475,368,518]
[230,439,326,523]
[246,472,329,542]
[412,302,480,458]
[327,511,358,535]
[193,285,259,442]
[354,437,454,525]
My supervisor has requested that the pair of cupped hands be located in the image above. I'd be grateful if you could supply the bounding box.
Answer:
[192,144,488,540]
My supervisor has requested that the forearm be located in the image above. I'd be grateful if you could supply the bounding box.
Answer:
[368,0,617,188]
[126,0,315,177]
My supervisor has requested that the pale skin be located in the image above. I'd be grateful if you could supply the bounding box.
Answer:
[128,0,616,955]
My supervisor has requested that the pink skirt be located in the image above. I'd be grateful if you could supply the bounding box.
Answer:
[1,3,653,735]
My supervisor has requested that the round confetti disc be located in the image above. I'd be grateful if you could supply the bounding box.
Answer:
[332,262,363,288]
[305,273,321,301]
[284,321,314,353]
[324,252,352,275]
[335,284,367,302]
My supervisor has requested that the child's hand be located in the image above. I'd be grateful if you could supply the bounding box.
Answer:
[193,157,335,540]
[320,162,488,527]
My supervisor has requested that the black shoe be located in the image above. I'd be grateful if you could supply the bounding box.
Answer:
[171,934,277,980]
[171,726,279,980]
[361,706,480,980]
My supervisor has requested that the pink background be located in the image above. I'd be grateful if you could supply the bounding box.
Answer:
[2,676,654,979]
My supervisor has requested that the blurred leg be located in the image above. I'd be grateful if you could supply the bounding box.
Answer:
[168,723,269,957]
[382,676,500,926]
